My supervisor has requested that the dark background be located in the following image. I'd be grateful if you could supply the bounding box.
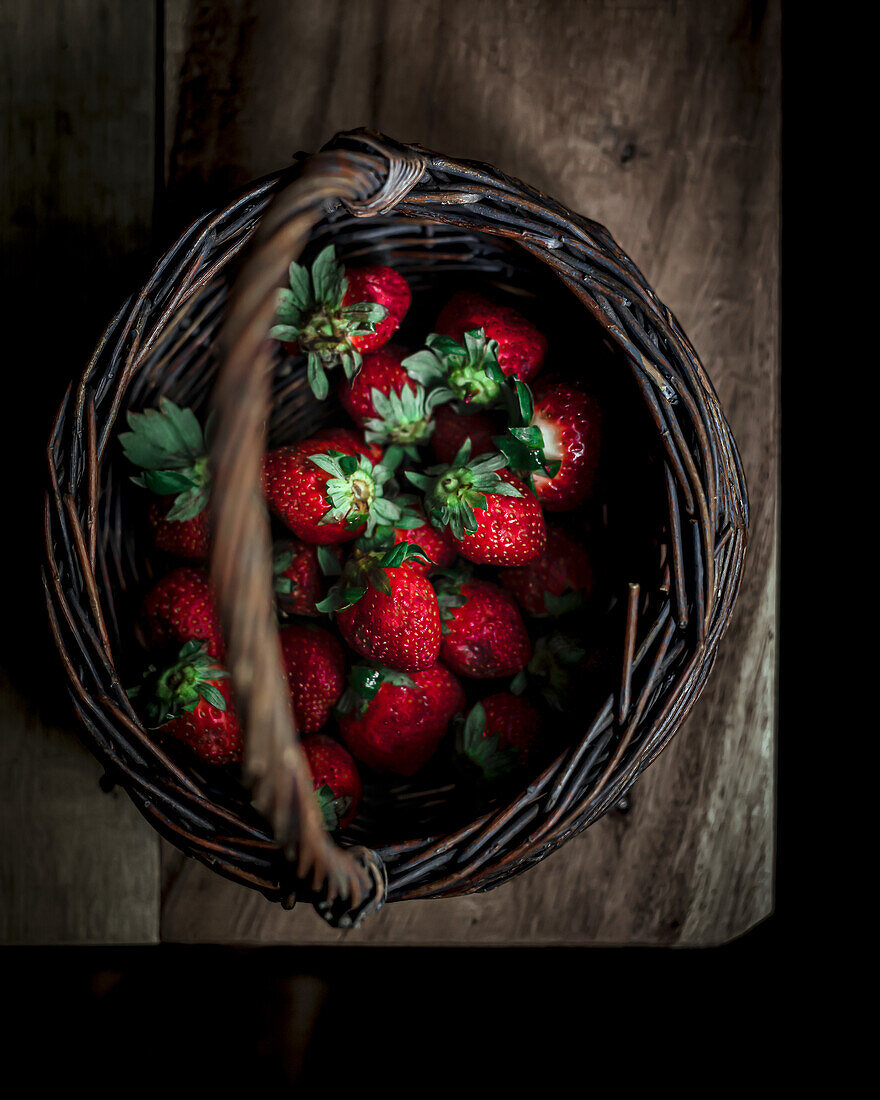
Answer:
[1,0,799,1080]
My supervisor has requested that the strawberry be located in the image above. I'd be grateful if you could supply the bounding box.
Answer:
[319,543,441,673]
[487,372,601,510]
[430,403,503,466]
[338,344,411,426]
[390,518,457,575]
[454,693,542,780]
[141,566,224,660]
[407,439,546,567]
[337,662,465,776]
[338,345,442,471]
[433,572,531,679]
[434,291,547,384]
[499,525,595,617]
[353,503,457,577]
[272,539,342,616]
[278,623,346,733]
[262,433,407,545]
[120,397,211,561]
[529,379,602,510]
[269,244,410,399]
[301,734,363,830]
[146,498,210,561]
[341,265,411,352]
[128,640,242,766]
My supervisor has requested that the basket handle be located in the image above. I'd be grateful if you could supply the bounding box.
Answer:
[209,130,426,925]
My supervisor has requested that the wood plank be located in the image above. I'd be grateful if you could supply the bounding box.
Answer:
[160,0,778,945]
[0,0,160,943]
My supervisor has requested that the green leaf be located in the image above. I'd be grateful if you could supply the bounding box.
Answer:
[509,670,528,695]
[404,470,433,492]
[163,486,207,522]
[394,512,424,530]
[315,582,366,614]
[269,324,300,342]
[140,469,197,495]
[369,569,392,597]
[308,452,345,476]
[286,262,313,312]
[317,546,342,576]
[341,301,388,326]
[307,353,330,400]
[462,702,486,750]
[197,682,227,712]
[378,542,409,568]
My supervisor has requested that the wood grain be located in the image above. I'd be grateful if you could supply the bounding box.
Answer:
[0,0,160,944]
[159,0,779,945]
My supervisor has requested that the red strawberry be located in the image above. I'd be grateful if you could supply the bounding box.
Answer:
[342,265,411,352]
[320,544,441,673]
[273,539,342,616]
[435,291,547,384]
[130,641,242,766]
[270,244,410,399]
[162,676,241,766]
[120,397,211,562]
[338,345,439,471]
[391,518,457,575]
[431,403,503,466]
[409,440,546,567]
[278,623,346,734]
[338,345,411,426]
[350,508,457,578]
[301,734,363,830]
[262,433,405,545]
[454,693,542,780]
[529,380,602,510]
[337,662,465,776]
[499,525,595,617]
[147,499,210,562]
[434,573,531,679]
[142,566,224,659]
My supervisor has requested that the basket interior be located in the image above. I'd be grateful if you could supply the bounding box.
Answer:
[96,206,674,850]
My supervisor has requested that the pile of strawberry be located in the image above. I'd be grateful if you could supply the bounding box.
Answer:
[122,245,605,835]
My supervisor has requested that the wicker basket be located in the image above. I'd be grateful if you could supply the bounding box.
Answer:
[43,129,748,928]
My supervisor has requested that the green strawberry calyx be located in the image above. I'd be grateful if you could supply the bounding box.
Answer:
[405,438,522,541]
[268,244,389,400]
[488,373,562,487]
[453,703,521,781]
[335,663,419,719]
[315,542,431,615]
[362,383,440,471]
[119,397,211,522]
[272,541,297,598]
[510,633,587,710]
[126,640,229,729]
[430,565,471,635]
[351,495,432,557]
[314,783,353,832]
[402,328,503,408]
[309,449,408,538]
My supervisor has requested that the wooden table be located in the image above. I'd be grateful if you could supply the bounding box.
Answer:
[1,0,779,946]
